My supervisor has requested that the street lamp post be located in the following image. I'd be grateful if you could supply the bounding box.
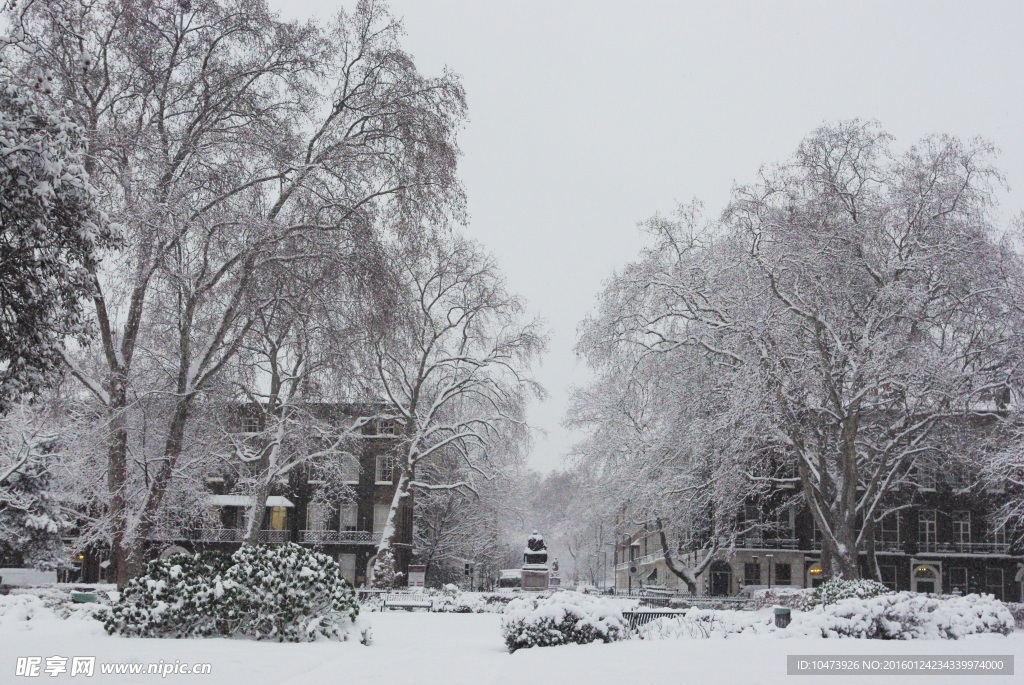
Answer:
[766,554,774,589]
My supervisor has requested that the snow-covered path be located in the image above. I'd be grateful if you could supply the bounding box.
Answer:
[4,610,1023,684]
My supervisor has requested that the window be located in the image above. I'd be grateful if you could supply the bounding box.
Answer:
[948,567,968,595]
[743,502,759,524]
[743,562,761,586]
[952,511,970,545]
[269,507,287,532]
[377,418,398,435]
[338,554,357,584]
[947,466,970,490]
[774,563,792,586]
[812,520,823,549]
[373,503,391,534]
[340,501,358,531]
[918,510,936,547]
[375,454,395,484]
[875,513,900,546]
[986,567,1004,601]
[306,503,328,531]
[240,415,260,434]
[988,523,1007,546]
[341,454,360,484]
[916,465,937,490]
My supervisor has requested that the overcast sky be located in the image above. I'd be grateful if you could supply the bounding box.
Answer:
[269,0,1024,473]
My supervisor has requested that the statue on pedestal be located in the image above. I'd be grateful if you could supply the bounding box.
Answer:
[521,530,551,591]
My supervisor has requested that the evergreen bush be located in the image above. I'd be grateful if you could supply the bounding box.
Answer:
[810,577,893,606]
[106,544,359,642]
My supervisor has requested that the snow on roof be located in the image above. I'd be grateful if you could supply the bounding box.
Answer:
[499,569,521,579]
[207,495,295,508]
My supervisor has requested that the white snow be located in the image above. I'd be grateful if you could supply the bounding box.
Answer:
[2,593,1023,684]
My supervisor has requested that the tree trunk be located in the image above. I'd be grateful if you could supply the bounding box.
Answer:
[244,475,273,545]
[656,518,700,593]
[373,467,412,583]
[115,395,195,586]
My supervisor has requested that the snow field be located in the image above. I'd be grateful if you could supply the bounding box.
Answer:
[1,592,1022,684]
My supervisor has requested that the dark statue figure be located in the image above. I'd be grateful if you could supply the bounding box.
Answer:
[523,530,549,566]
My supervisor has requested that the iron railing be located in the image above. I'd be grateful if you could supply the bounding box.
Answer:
[298,530,381,545]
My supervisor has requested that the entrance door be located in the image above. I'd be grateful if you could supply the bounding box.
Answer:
[912,563,940,594]
[710,562,732,596]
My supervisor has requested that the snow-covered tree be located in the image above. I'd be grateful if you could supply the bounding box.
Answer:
[0,84,112,406]
[369,235,545,583]
[5,0,466,584]
[575,121,1024,581]
[0,403,72,568]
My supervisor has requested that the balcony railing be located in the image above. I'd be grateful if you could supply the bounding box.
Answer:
[916,541,1010,555]
[190,529,290,544]
[873,540,905,553]
[298,530,382,545]
[734,536,799,550]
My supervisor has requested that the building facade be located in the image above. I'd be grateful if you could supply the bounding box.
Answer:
[614,471,1023,601]
[76,404,413,586]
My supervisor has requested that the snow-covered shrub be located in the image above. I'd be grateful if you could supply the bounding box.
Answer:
[0,592,105,628]
[753,587,814,610]
[808,592,1013,639]
[634,594,1014,641]
[220,544,359,642]
[104,551,232,638]
[501,591,628,652]
[636,610,718,639]
[810,577,893,606]
[370,548,403,589]
[1006,602,1024,626]
[428,586,515,613]
[107,544,360,642]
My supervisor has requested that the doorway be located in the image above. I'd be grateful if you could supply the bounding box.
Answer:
[710,561,732,596]
[912,563,940,594]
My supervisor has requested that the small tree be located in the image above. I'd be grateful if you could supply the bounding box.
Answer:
[370,236,545,581]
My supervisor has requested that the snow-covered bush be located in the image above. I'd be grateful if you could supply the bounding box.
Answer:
[752,587,814,610]
[104,551,232,638]
[635,593,1014,640]
[224,544,359,641]
[1006,602,1024,626]
[0,592,106,629]
[501,591,628,652]
[428,586,514,613]
[809,592,1013,639]
[106,544,360,642]
[370,549,403,589]
[810,577,893,606]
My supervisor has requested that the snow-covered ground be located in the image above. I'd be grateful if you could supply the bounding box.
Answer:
[3,599,1023,684]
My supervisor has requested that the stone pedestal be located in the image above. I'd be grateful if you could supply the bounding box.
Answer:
[521,531,551,592]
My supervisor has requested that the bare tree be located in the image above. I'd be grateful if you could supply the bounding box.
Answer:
[5,0,466,584]
[575,121,1023,580]
[368,236,545,585]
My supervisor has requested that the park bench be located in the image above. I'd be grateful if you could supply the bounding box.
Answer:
[380,592,433,612]
[621,608,687,631]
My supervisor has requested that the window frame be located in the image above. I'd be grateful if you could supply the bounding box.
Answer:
[918,509,937,545]
[374,454,396,484]
[952,511,970,544]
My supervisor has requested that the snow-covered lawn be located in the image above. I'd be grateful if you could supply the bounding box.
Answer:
[3,603,1023,684]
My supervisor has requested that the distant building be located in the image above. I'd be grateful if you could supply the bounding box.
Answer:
[614,467,1023,600]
